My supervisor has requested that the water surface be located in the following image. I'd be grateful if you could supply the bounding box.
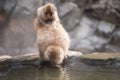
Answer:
[0,57,120,80]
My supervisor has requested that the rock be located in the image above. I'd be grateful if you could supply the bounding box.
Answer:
[73,0,89,8]
[0,51,82,68]
[58,2,81,31]
[1,51,120,68]
[69,16,97,53]
[88,36,110,51]
[67,51,83,57]
[58,2,78,17]
[17,0,43,14]
[105,44,120,52]
[96,21,115,37]
[0,55,12,68]
[84,0,120,24]
[110,27,120,46]
[80,52,120,66]
[69,16,112,53]
[0,0,120,56]
[68,14,120,53]
[0,0,41,56]
[64,0,120,53]
[12,51,83,65]
[13,53,39,65]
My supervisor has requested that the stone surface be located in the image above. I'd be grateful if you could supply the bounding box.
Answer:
[0,0,120,56]
[0,0,41,56]
[81,52,120,59]
[96,21,115,37]
[0,51,120,68]
[82,0,120,23]
[59,2,81,31]
[0,55,12,68]
[12,51,82,65]
[0,51,83,68]
[67,51,83,57]
[13,53,39,65]
[69,16,97,53]
[69,16,113,53]
[80,52,120,66]
[0,55,12,61]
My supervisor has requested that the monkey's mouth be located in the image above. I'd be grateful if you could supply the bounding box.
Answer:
[45,18,54,23]
[44,11,55,23]
[45,11,53,17]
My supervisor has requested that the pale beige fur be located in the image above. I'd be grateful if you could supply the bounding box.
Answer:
[34,3,70,65]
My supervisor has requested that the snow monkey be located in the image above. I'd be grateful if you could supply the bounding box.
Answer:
[34,3,70,65]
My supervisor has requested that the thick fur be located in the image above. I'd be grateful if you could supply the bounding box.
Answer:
[34,3,70,65]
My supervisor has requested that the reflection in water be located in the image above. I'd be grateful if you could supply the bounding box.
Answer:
[0,57,120,80]
[0,66,70,80]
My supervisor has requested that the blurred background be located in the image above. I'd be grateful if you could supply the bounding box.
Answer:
[0,0,120,56]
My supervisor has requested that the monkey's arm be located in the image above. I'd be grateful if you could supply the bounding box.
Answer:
[34,18,40,31]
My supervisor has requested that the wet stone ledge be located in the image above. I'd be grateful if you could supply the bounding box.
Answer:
[0,55,12,68]
[80,52,120,67]
[0,51,120,69]
[0,51,82,68]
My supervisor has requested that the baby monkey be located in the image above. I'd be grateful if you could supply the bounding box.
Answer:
[34,3,70,65]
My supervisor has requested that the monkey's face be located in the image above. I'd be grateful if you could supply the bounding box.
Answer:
[37,3,58,24]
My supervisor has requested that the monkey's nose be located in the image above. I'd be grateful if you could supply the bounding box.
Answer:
[45,11,53,17]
